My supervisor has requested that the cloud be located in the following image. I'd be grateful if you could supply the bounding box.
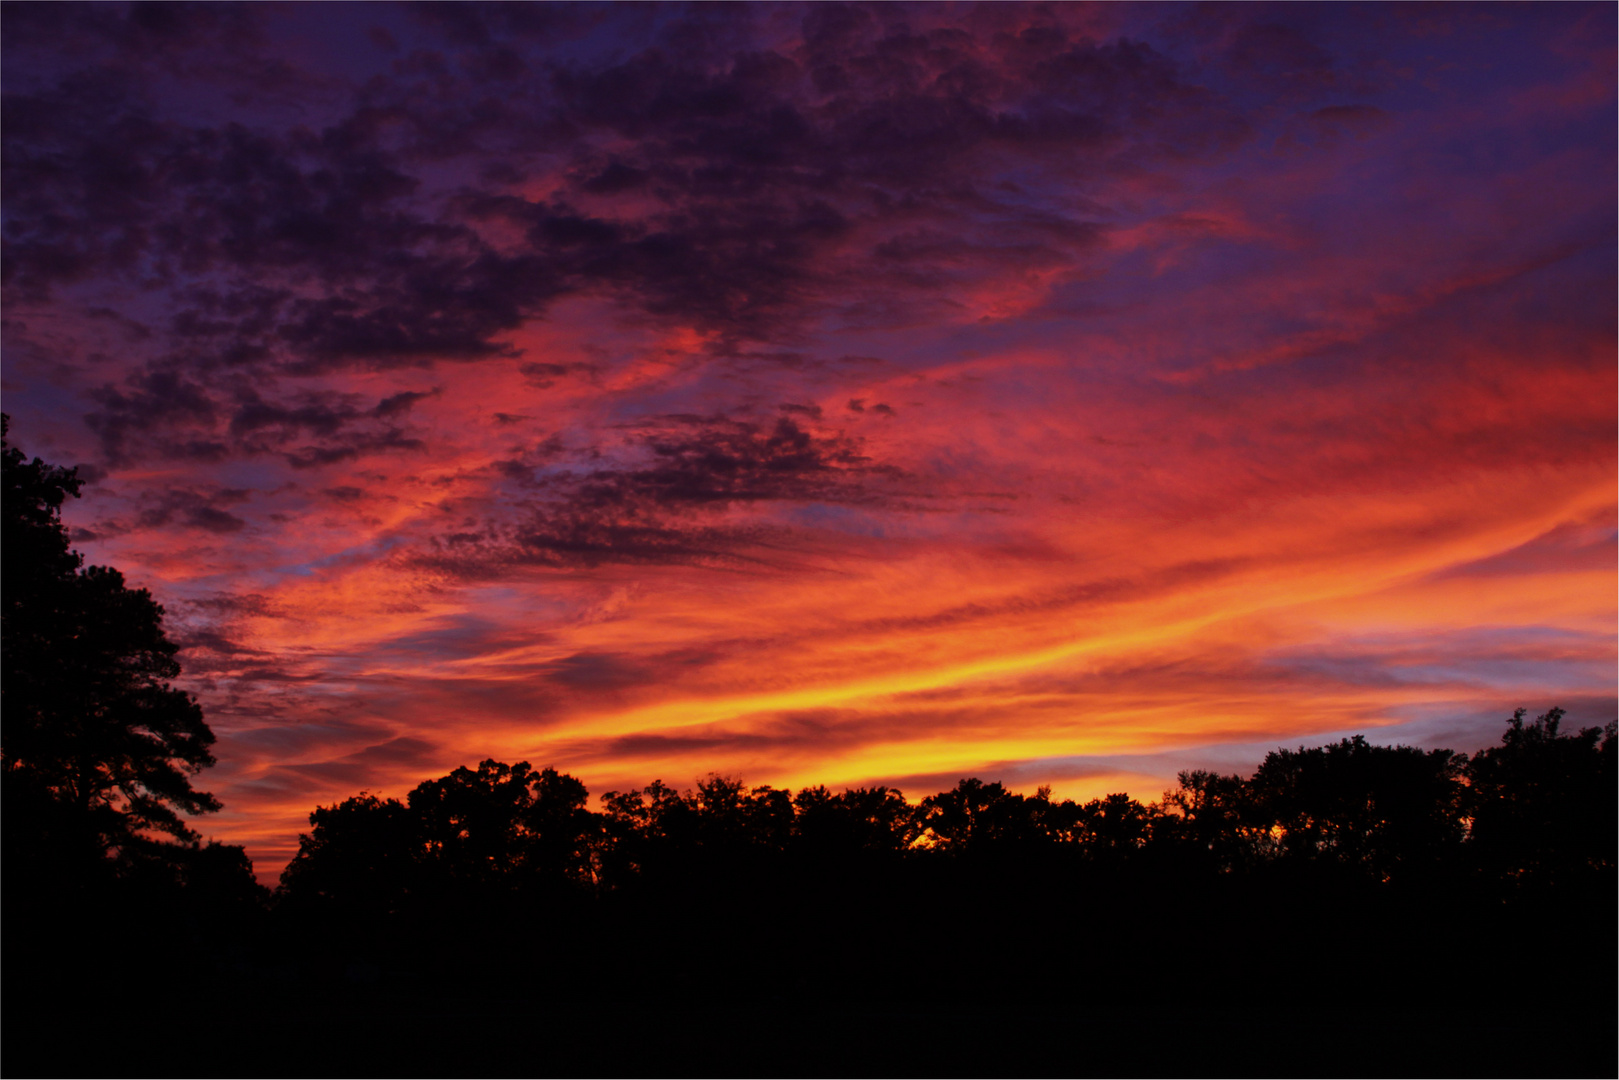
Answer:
[1428,514,1617,581]
[6,3,1257,394]
[541,651,674,691]
[135,486,251,534]
[229,393,358,439]
[373,388,438,418]
[257,733,445,796]
[419,413,912,572]
[518,361,595,388]
[282,427,424,470]
[82,372,437,468]
[3,3,1611,887]
[85,369,220,463]
[583,415,892,508]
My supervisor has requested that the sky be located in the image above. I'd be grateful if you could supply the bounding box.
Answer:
[3,2,1614,884]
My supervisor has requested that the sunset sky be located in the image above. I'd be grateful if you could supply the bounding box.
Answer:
[4,2,1614,882]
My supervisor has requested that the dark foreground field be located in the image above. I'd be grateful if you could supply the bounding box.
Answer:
[14,997,1615,1077]
[7,859,1614,1078]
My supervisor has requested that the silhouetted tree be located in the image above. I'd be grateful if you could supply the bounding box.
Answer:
[792,785,918,857]
[688,775,795,854]
[2,416,221,874]
[261,718,1614,1058]
[279,760,599,913]
[118,837,267,923]
[1157,769,1261,869]
[1244,735,1468,880]
[918,777,1051,853]
[523,763,599,884]
[2,417,265,1049]
[592,775,802,894]
[277,792,419,915]
[1075,791,1160,859]
[597,778,691,885]
[1466,707,1617,889]
[411,759,596,891]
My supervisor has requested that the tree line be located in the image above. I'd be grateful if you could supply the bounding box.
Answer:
[279,711,1613,916]
[261,713,1612,1076]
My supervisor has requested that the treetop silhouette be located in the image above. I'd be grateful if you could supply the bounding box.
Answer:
[1244,735,1470,879]
[278,705,1614,912]
[2,415,221,868]
[1466,707,1616,887]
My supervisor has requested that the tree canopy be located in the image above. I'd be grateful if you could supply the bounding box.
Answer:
[276,706,1616,914]
[2,416,220,869]
[1466,707,1617,887]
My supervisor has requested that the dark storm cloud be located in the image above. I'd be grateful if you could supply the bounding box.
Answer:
[512,20,1238,334]
[518,361,596,388]
[85,369,221,463]
[172,626,268,661]
[455,191,854,343]
[228,387,433,464]
[135,486,252,534]
[4,81,554,369]
[417,413,906,573]
[489,443,560,486]
[229,392,358,439]
[282,427,425,470]
[373,388,439,418]
[581,415,894,508]
[83,364,436,467]
[5,3,1254,420]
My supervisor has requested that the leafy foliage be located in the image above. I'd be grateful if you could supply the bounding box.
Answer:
[3,418,264,1068]
[1244,735,1470,879]
[279,760,599,913]
[1466,707,1617,887]
[278,706,1615,913]
[2,416,221,863]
